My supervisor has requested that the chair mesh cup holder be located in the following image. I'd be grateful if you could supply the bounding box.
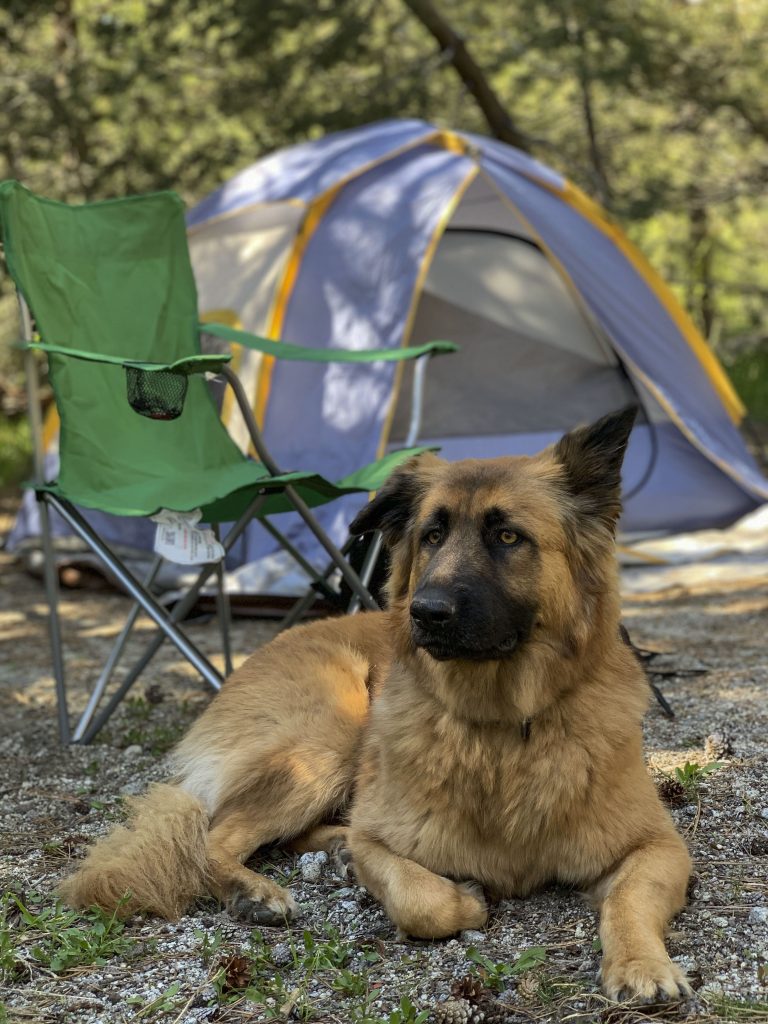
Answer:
[126,365,188,420]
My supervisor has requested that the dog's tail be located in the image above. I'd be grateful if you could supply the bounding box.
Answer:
[59,783,209,920]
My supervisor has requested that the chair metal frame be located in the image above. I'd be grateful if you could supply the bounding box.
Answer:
[21,293,432,744]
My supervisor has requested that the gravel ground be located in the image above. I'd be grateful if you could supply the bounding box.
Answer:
[1,499,767,1024]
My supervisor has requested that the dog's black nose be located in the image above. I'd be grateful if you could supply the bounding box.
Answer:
[410,592,457,628]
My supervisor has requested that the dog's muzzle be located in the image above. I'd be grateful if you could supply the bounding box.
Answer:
[409,586,521,662]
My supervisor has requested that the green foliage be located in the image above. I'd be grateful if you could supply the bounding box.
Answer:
[383,995,430,1024]
[0,0,765,433]
[673,760,725,799]
[0,413,30,489]
[727,348,768,423]
[195,924,422,1023]
[127,981,183,1019]
[703,992,768,1021]
[114,695,189,754]
[467,943,548,991]
[1,890,135,976]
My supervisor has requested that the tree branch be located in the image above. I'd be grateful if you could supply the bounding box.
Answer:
[401,0,530,152]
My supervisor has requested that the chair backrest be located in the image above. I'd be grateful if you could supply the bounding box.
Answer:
[0,182,199,361]
[0,181,244,514]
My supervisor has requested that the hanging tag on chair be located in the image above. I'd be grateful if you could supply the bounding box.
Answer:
[150,509,225,565]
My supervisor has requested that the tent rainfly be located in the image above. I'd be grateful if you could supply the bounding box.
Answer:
[11,119,768,590]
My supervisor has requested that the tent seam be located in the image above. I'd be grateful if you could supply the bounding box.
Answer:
[376,163,480,462]
[255,129,474,431]
[476,165,767,502]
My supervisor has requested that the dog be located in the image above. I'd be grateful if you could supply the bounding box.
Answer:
[61,407,692,1002]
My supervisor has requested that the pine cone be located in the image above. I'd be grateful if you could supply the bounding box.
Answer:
[517,973,540,1002]
[476,999,509,1024]
[704,731,733,761]
[657,776,687,807]
[218,953,252,991]
[432,996,485,1023]
[450,975,485,1004]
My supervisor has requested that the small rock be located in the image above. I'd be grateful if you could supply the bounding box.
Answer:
[760,808,768,821]
[748,907,768,925]
[704,731,733,761]
[119,781,144,796]
[574,922,585,939]
[123,744,143,759]
[460,929,486,944]
[299,851,328,882]
[335,887,357,898]
[712,916,729,927]
[271,942,292,967]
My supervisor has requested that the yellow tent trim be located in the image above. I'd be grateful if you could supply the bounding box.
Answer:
[257,184,342,428]
[376,163,480,461]
[430,130,469,156]
[477,168,616,366]
[558,180,745,425]
[187,197,305,237]
[42,403,60,451]
[200,308,243,430]
[256,127,472,431]
[480,168,766,499]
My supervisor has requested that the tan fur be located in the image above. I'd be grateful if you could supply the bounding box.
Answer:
[62,427,691,1002]
[58,784,209,919]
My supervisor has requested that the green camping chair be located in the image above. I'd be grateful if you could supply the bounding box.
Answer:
[0,180,456,744]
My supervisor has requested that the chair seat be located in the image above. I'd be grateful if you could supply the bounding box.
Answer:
[32,445,430,522]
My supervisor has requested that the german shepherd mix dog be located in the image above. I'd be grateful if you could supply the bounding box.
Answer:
[62,408,692,1002]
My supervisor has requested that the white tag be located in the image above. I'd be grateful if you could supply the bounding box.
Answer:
[150,509,225,565]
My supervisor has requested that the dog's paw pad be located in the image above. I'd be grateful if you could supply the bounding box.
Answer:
[227,889,297,927]
[601,956,692,1003]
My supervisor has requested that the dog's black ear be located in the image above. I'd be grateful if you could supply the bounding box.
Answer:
[553,405,638,531]
[349,453,440,545]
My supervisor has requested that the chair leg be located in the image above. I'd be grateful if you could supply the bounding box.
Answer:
[38,494,71,744]
[278,535,357,634]
[71,554,164,742]
[284,485,378,611]
[48,495,223,689]
[213,525,232,677]
[78,493,268,743]
[346,531,385,614]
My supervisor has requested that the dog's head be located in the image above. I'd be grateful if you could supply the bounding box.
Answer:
[350,407,637,662]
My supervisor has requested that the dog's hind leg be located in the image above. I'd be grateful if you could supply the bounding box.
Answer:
[206,807,299,926]
[349,832,487,938]
[592,835,692,1002]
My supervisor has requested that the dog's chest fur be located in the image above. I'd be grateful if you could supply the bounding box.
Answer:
[359,667,611,895]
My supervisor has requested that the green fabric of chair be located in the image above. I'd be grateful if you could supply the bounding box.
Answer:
[0,181,452,522]
[0,179,456,743]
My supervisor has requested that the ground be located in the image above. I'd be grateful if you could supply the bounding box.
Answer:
[1,498,767,1024]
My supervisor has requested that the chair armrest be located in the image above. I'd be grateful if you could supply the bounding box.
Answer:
[19,341,231,375]
[200,322,458,363]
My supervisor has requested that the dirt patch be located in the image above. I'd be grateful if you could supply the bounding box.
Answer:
[1,501,767,1023]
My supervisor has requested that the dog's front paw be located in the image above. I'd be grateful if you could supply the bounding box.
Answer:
[601,955,692,1002]
[456,880,487,929]
[227,884,298,927]
[328,837,353,880]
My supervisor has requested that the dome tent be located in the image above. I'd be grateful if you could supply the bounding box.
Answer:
[11,119,767,589]
[187,119,766,559]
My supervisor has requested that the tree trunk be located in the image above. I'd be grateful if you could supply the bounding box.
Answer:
[402,0,529,152]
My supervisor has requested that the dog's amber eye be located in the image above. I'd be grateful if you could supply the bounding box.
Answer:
[425,528,442,546]
[499,530,520,546]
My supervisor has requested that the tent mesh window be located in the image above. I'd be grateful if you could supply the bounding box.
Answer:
[125,366,188,420]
